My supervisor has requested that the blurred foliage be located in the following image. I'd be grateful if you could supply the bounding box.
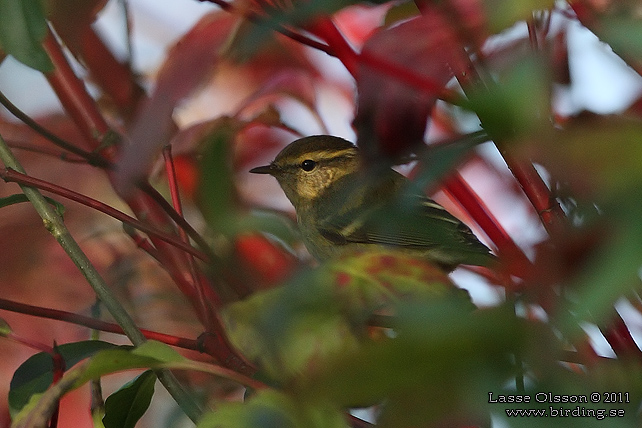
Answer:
[2,0,642,427]
[0,0,52,71]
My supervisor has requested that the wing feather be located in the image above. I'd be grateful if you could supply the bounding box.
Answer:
[315,170,492,264]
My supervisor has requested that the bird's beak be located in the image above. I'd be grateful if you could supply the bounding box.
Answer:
[249,164,276,175]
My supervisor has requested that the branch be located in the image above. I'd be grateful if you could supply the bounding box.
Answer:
[500,152,567,235]
[0,297,200,351]
[4,141,88,163]
[0,168,210,262]
[138,182,217,261]
[42,28,115,156]
[0,134,203,423]
[198,0,334,55]
[163,146,215,330]
[443,173,533,279]
[0,90,110,167]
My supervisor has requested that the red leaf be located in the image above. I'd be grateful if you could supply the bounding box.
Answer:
[234,233,296,288]
[353,11,472,161]
[116,12,238,194]
[234,125,292,170]
[234,69,318,118]
[45,0,108,54]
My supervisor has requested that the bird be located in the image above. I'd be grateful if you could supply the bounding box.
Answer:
[250,135,494,271]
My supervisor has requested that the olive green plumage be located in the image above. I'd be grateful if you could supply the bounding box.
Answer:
[250,135,494,271]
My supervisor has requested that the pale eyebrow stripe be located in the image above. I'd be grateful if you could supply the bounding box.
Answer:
[302,148,356,162]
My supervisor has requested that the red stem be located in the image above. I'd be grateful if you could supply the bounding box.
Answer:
[49,345,65,428]
[306,17,358,76]
[443,173,532,279]
[41,26,252,371]
[199,0,334,55]
[603,311,642,359]
[449,27,567,237]
[80,27,146,120]
[0,168,209,262]
[500,152,567,235]
[42,29,113,157]
[0,297,200,351]
[306,16,465,105]
[163,146,215,334]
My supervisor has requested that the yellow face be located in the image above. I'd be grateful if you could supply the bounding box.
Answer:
[276,146,358,202]
[251,136,360,208]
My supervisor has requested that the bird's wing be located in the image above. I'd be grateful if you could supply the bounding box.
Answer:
[316,176,493,265]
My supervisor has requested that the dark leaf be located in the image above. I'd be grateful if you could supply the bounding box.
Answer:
[354,12,470,162]
[0,0,53,71]
[480,0,555,33]
[9,340,119,416]
[196,118,241,231]
[11,341,187,427]
[103,370,156,428]
[228,0,388,61]
[467,53,551,141]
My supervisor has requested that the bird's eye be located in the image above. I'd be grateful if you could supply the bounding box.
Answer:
[300,159,317,172]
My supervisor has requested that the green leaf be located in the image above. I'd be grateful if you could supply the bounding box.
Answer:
[103,370,156,428]
[481,0,556,32]
[591,15,642,61]
[223,249,471,382]
[223,270,361,383]
[300,302,523,427]
[72,348,163,389]
[467,53,551,141]
[384,1,419,27]
[529,118,642,202]
[132,340,186,363]
[9,340,118,417]
[0,0,54,71]
[557,218,642,338]
[197,389,348,428]
[196,118,241,232]
[12,340,261,427]
[0,193,66,218]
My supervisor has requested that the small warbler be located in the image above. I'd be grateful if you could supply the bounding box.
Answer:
[250,135,494,271]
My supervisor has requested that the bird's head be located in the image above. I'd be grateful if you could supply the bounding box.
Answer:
[250,135,360,208]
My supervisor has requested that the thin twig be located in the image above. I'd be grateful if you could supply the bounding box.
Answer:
[198,0,334,55]
[5,141,88,163]
[163,145,215,333]
[138,182,217,260]
[0,168,210,262]
[0,136,203,422]
[443,173,532,278]
[0,297,200,351]
[0,90,110,167]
